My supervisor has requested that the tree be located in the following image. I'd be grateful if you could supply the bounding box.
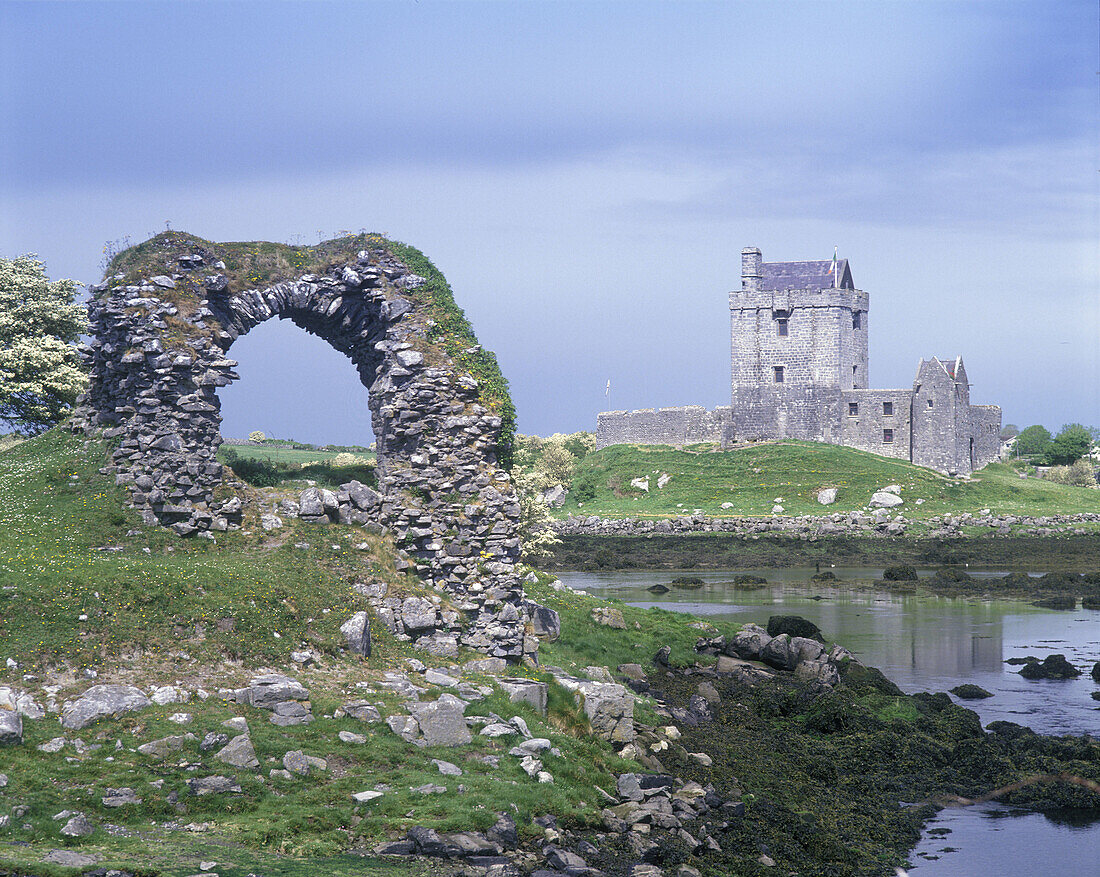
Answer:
[1045,423,1093,466]
[999,423,1019,441]
[0,255,88,434]
[513,471,562,558]
[1015,424,1052,457]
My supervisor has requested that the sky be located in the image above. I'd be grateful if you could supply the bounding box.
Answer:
[1,0,1097,445]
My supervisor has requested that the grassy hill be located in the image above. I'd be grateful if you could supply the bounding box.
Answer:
[0,430,733,875]
[561,441,1100,520]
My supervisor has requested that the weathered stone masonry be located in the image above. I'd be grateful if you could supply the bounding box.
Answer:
[598,247,1002,476]
[72,235,533,661]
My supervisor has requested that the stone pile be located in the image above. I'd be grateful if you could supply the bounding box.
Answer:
[72,237,532,661]
[693,623,852,688]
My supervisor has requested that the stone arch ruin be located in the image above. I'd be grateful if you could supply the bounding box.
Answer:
[73,232,530,660]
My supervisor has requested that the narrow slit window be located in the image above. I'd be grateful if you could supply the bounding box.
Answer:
[927,398,934,408]
[853,310,861,329]
[883,401,893,416]
[883,428,894,443]
[777,318,788,337]
[848,402,858,416]
[773,366,784,383]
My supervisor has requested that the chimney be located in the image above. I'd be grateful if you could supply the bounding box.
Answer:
[742,247,763,291]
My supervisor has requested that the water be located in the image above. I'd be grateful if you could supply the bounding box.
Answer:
[554,566,1100,876]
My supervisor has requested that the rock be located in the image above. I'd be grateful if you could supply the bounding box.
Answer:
[339,730,367,744]
[60,813,94,837]
[0,687,44,718]
[555,676,635,743]
[283,750,314,776]
[352,790,384,804]
[870,491,903,508]
[432,758,462,776]
[214,734,259,769]
[654,645,672,666]
[817,487,837,505]
[618,663,647,681]
[951,684,994,699]
[488,812,518,849]
[883,564,918,581]
[727,623,773,660]
[497,678,548,714]
[386,715,422,744]
[408,694,471,746]
[530,604,561,641]
[630,477,650,492]
[261,513,283,531]
[345,480,382,511]
[244,674,308,708]
[0,709,22,744]
[401,597,438,632]
[881,484,902,494]
[341,611,372,657]
[339,700,382,723]
[1092,661,1100,682]
[200,732,230,752]
[137,733,193,759]
[60,684,151,730]
[767,615,824,641]
[270,700,313,725]
[1018,654,1081,680]
[592,606,627,629]
[102,787,142,807]
[43,850,99,867]
[411,782,447,794]
[545,847,589,872]
[187,775,242,795]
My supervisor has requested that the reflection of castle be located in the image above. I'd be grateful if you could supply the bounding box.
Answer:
[596,248,1002,475]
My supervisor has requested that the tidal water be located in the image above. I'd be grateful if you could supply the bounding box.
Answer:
[554,567,1100,876]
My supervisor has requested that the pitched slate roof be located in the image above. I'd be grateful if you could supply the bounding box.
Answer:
[761,259,854,291]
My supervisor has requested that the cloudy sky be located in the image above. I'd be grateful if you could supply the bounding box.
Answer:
[2,0,1096,444]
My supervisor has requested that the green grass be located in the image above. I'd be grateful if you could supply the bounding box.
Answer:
[0,429,672,874]
[561,441,1100,520]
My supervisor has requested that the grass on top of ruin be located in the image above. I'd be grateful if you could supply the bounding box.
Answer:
[560,441,1100,521]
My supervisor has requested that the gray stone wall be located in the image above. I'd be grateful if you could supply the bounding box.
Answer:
[911,359,970,475]
[595,406,733,450]
[73,238,533,662]
[970,405,1003,469]
[839,390,913,460]
[728,386,842,444]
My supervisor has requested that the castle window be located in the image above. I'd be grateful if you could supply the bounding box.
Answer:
[927,399,934,408]
[773,366,784,383]
[883,401,893,416]
[777,318,788,337]
[849,402,858,416]
[883,428,894,443]
[853,311,862,329]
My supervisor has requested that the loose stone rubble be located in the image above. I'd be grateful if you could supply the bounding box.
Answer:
[72,237,533,661]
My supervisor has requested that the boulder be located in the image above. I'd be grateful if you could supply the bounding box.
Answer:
[767,615,824,642]
[408,694,471,746]
[243,674,309,709]
[137,734,193,759]
[0,710,22,744]
[214,734,259,769]
[556,676,635,743]
[1018,654,1081,680]
[497,678,548,714]
[344,480,381,511]
[870,491,903,508]
[339,700,382,723]
[592,607,627,629]
[43,851,99,868]
[60,684,151,730]
[102,787,142,807]
[951,684,994,700]
[883,564,918,582]
[341,611,372,657]
[401,597,438,632]
[817,487,837,505]
[726,624,772,660]
[60,814,94,837]
[187,775,243,795]
[530,604,561,641]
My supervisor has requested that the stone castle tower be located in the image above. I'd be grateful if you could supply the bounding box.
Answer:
[596,246,1002,476]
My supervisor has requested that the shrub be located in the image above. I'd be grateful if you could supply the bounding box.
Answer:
[248,430,266,443]
[1044,459,1097,487]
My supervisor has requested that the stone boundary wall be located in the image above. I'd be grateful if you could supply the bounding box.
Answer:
[72,237,532,662]
[595,406,733,450]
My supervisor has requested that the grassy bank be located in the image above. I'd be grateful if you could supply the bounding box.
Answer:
[561,442,1100,519]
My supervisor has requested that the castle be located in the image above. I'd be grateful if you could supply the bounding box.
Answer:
[596,247,1002,476]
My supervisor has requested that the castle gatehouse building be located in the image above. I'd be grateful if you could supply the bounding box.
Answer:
[596,247,1002,476]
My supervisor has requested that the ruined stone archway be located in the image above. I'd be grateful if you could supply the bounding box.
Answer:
[74,232,530,660]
